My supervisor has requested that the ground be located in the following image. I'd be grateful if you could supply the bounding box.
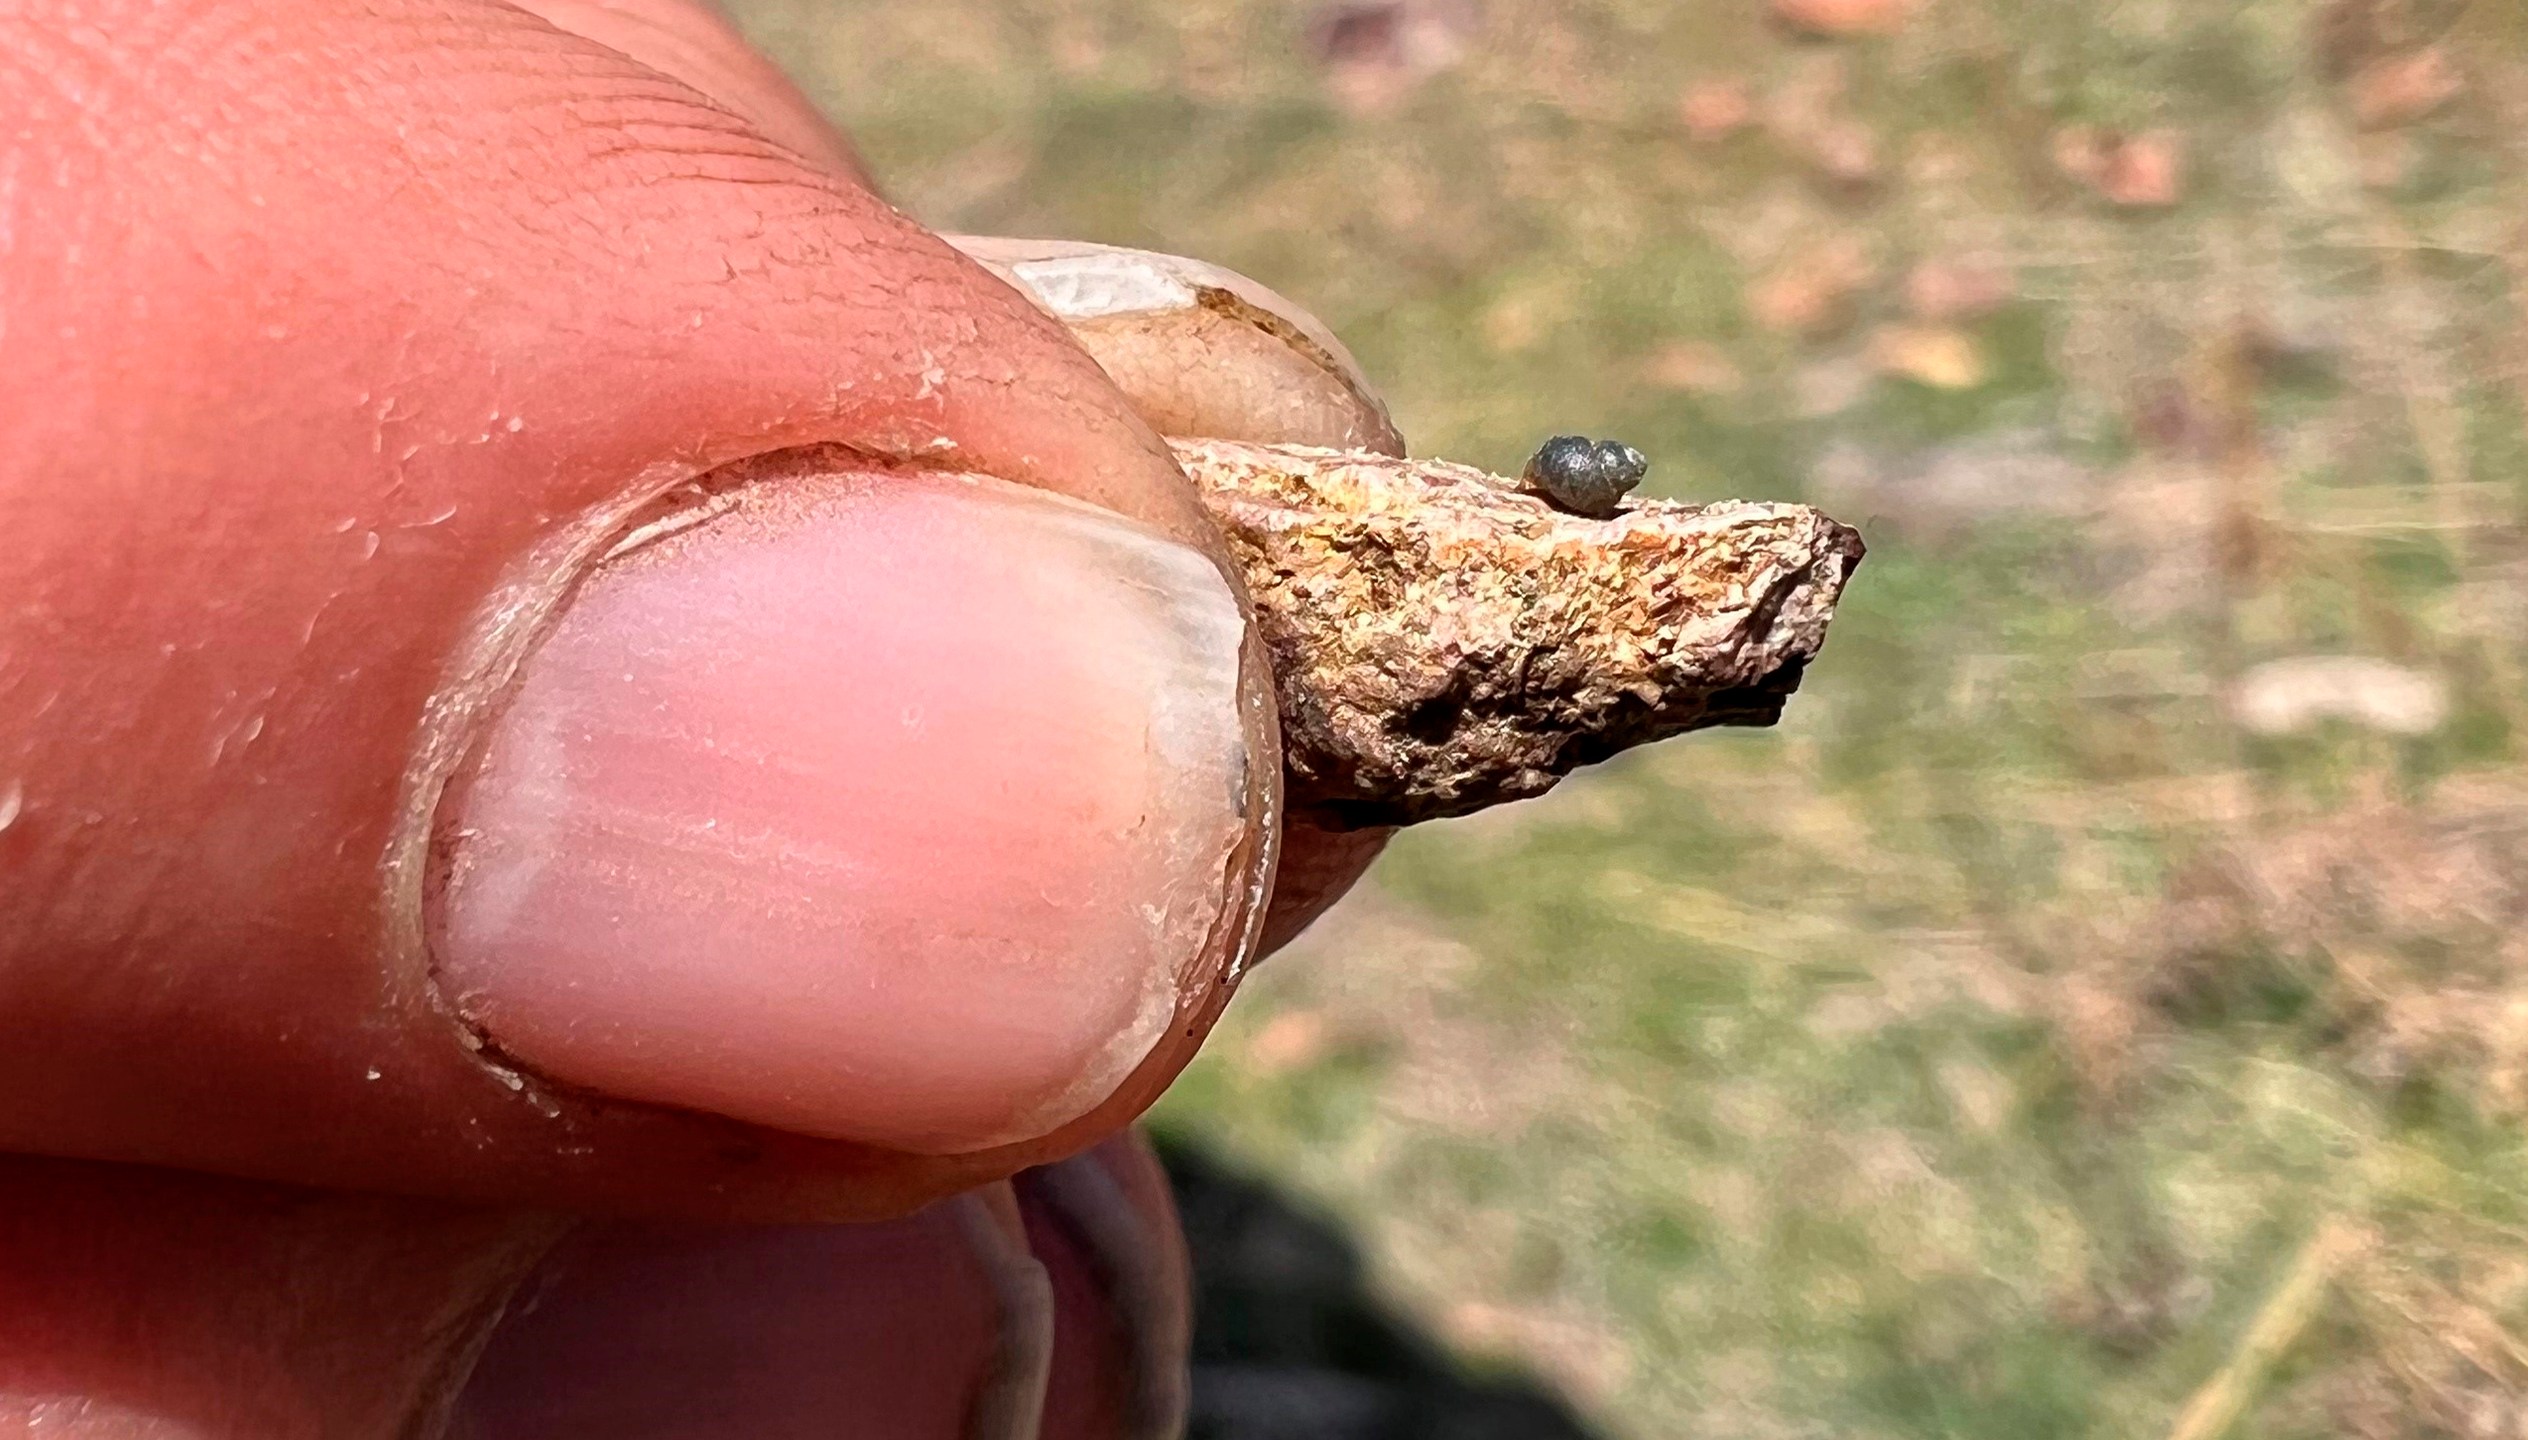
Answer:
[729,2,2528,1434]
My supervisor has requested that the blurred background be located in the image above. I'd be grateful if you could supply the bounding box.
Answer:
[731,2,2528,1435]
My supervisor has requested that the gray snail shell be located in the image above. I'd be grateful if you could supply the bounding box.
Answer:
[1520,435,1649,518]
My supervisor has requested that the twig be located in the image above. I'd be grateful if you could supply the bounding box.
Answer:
[2162,1217,2369,1440]
[1174,439,1863,827]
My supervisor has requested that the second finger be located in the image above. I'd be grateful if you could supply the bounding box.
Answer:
[953,238,1408,951]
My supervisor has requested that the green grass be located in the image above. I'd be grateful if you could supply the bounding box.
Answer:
[738,1,2528,1432]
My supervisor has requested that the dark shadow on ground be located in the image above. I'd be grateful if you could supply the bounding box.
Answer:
[1153,1134,1606,1440]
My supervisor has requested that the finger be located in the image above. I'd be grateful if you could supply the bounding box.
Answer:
[952,237,1407,457]
[504,0,873,184]
[486,23,1390,962]
[955,238,1405,949]
[448,1134,1186,1440]
[496,27,1388,968]
[0,1156,557,1439]
[446,1188,1044,1440]
[509,20,1386,973]
[1018,1133,1191,1440]
[0,1141,1186,1440]
[0,0,1274,1218]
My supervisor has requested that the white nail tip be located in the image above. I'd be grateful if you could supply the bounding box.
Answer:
[1008,252,1203,321]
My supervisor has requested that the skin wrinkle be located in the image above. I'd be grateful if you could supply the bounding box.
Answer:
[315,6,831,215]
[203,17,804,225]
[501,0,871,179]
[452,121,844,254]
[546,92,803,147]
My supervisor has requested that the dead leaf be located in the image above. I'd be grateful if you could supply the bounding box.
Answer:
[2051,972,2146,1107]
[2354,129,2415,189]
[1750,237,1875,336]
[1762,52,1879,187]
[1870,324,1987,389]
[1643,340,1746,394]
[1308,0,1475,115]
[2054,125,2185,207]
[1904,259,2016,322]
[1678,78,1755,142]
[1479,281,1571,354]
[1247,1009,1332,1074]
[2228,656,2447,736]
[2349,46,2461,129]
[1771,0,1913,37]
[2101,130,2184,206]
[2051,124,2108,182]
[1805,118,1882,187]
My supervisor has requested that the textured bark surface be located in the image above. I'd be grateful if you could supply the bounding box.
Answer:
[1172,439,1865,829]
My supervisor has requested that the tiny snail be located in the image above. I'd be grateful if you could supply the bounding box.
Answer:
[1520,435,1649,519]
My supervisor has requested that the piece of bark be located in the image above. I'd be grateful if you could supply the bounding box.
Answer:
[1171,439,1864,829]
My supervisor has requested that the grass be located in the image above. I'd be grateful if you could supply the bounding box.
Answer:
[732,1,2528,1433]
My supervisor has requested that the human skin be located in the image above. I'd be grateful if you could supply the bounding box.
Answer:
[0,0,1382,1432]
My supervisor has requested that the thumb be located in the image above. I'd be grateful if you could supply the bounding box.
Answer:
[0,0,1273,1218]
[433,450,1261,1158]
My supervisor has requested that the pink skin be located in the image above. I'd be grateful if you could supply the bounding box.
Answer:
[442,1133,1191,1440]
[446,1200,1018,1440]
[502,0,877,184]
[1024,1131,1194,1440]
[438,464,1253,1155]
[0,1137,1190,1439]
[0,0,1380,1433]
[0,0,1265,1214]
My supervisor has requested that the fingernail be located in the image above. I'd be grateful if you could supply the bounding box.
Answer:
[432,463,1253,1154]
[946,237,1405,456]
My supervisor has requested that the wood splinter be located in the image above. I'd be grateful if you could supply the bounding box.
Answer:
[1170,438,1865,830]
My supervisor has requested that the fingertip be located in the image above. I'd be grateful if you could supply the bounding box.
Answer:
[2,0,1280,1212]
[950,238,1406,457]
[433,458,1265,1155]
